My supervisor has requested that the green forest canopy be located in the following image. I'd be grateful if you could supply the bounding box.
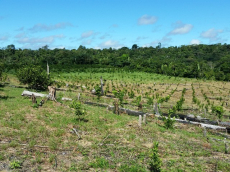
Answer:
[1,43,230,81]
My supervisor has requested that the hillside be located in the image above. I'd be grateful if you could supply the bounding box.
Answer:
[1,71,230,171]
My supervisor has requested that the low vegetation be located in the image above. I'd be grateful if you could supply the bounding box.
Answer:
[1,68,230,171]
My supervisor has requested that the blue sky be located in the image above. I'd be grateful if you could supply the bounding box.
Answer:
[0,0,229,50]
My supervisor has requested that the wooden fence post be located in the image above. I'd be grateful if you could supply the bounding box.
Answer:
[203,127,207,137]
[100,76,104,95]
[225,141,229,154]
[138,115,142,127]
[143,114,147,124]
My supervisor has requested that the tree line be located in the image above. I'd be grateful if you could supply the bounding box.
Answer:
[1,43,230,81]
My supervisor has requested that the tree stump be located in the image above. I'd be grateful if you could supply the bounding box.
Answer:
[138,115,142,127]
[31,94,37,104]
[48,86,56,101]
[203,127,207,137]
[100,76,104,95]
[138,102,143,111]
[225,142,229,154]
[113,100,119,115]
[143,114,147,124]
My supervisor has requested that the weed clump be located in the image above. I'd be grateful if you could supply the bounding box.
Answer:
[149,142,162,172]
[161,109,176,129]
[70,100,86,122]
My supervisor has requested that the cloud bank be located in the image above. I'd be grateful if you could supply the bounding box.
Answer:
[29,22,73,32]
[138,15,157,25]
[169,21,193,35]
[200,28,223,42]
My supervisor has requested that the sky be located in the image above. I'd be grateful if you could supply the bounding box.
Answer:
[0,0,230,50]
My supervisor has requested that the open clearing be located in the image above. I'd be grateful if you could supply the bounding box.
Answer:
[0,70,230,171]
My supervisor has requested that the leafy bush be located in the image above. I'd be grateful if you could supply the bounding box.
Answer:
[88,157,109,169]
[162,109,176,129]
[113,90,125,107]
[147,96,154,106]
[0,63,7,81]
[95,84,102,100]
[0,63,3,78]
[119,164,147,172]
[134,95,142,107]
[70,100,86,121]
[212,106,224,119]
[10,160,22,169]
[17,65,52,90]
[128,90,135,98]
[149,142,162,172]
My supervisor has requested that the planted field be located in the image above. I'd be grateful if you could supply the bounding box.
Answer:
[0,69,230,171]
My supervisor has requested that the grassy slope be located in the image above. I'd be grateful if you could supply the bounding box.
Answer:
[0,72,230,171]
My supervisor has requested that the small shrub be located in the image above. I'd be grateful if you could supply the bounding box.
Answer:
[49,154,56,163]
[161,109,176,129]
[0,153,4,161]
[95,84,102,100]
[70,100,86,121]
[10,160,22,169]
[32,103,39,109]
[212,106,224,119]
[149,142,162,172]
[113,90,125,107]
[89,157,109,169]
[119,164,146,172]
[134,95,142,107]
[147,96,154,106]
[16,65,52,90]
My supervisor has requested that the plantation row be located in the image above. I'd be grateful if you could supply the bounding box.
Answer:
[52,70,230,121]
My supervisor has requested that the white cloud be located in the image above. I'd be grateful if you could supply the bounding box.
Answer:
[169,21,193,35]
[190,39,201,45]
[29,22,72,32]
[82,39,92,45]
[143,36,171,47]
[110,24,118,28]
[15,27,24,31]
[99,33,110,39]
[49,45,65,50]
[81,30,94,39]
[200,28,223,42]
[136,36,148,41]
[15,32,26,38]
[17,34,64,44]
[0,35,9,41]
[98,40,123,49]
[138,15,157,25]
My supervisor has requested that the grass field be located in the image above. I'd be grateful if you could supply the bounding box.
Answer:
[0,70,230,171]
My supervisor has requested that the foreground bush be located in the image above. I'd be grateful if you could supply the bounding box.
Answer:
[17,65,52,90]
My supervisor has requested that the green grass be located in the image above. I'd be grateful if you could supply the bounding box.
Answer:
[1,72,230,171]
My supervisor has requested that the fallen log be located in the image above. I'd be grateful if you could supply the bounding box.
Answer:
[62,97,72,101]
[21,90,48,98]
[84,101,109,108]
[174,118,227,131]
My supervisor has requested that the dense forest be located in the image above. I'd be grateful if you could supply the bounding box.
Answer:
[1,43,230,81]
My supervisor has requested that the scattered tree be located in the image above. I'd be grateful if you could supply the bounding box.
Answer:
[16,65,52,90]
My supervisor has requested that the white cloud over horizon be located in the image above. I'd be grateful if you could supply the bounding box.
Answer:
[17,34,64,44]
[143,36,172,47]
[0,35,9,41]
[98,40,123,49]
[169,21,193,35]
[200,28,223,42]
[138,15,157,25]
[190,39,201,45]
[82,39,92,45]
[29,22,73,32]
[81,30,94,39]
